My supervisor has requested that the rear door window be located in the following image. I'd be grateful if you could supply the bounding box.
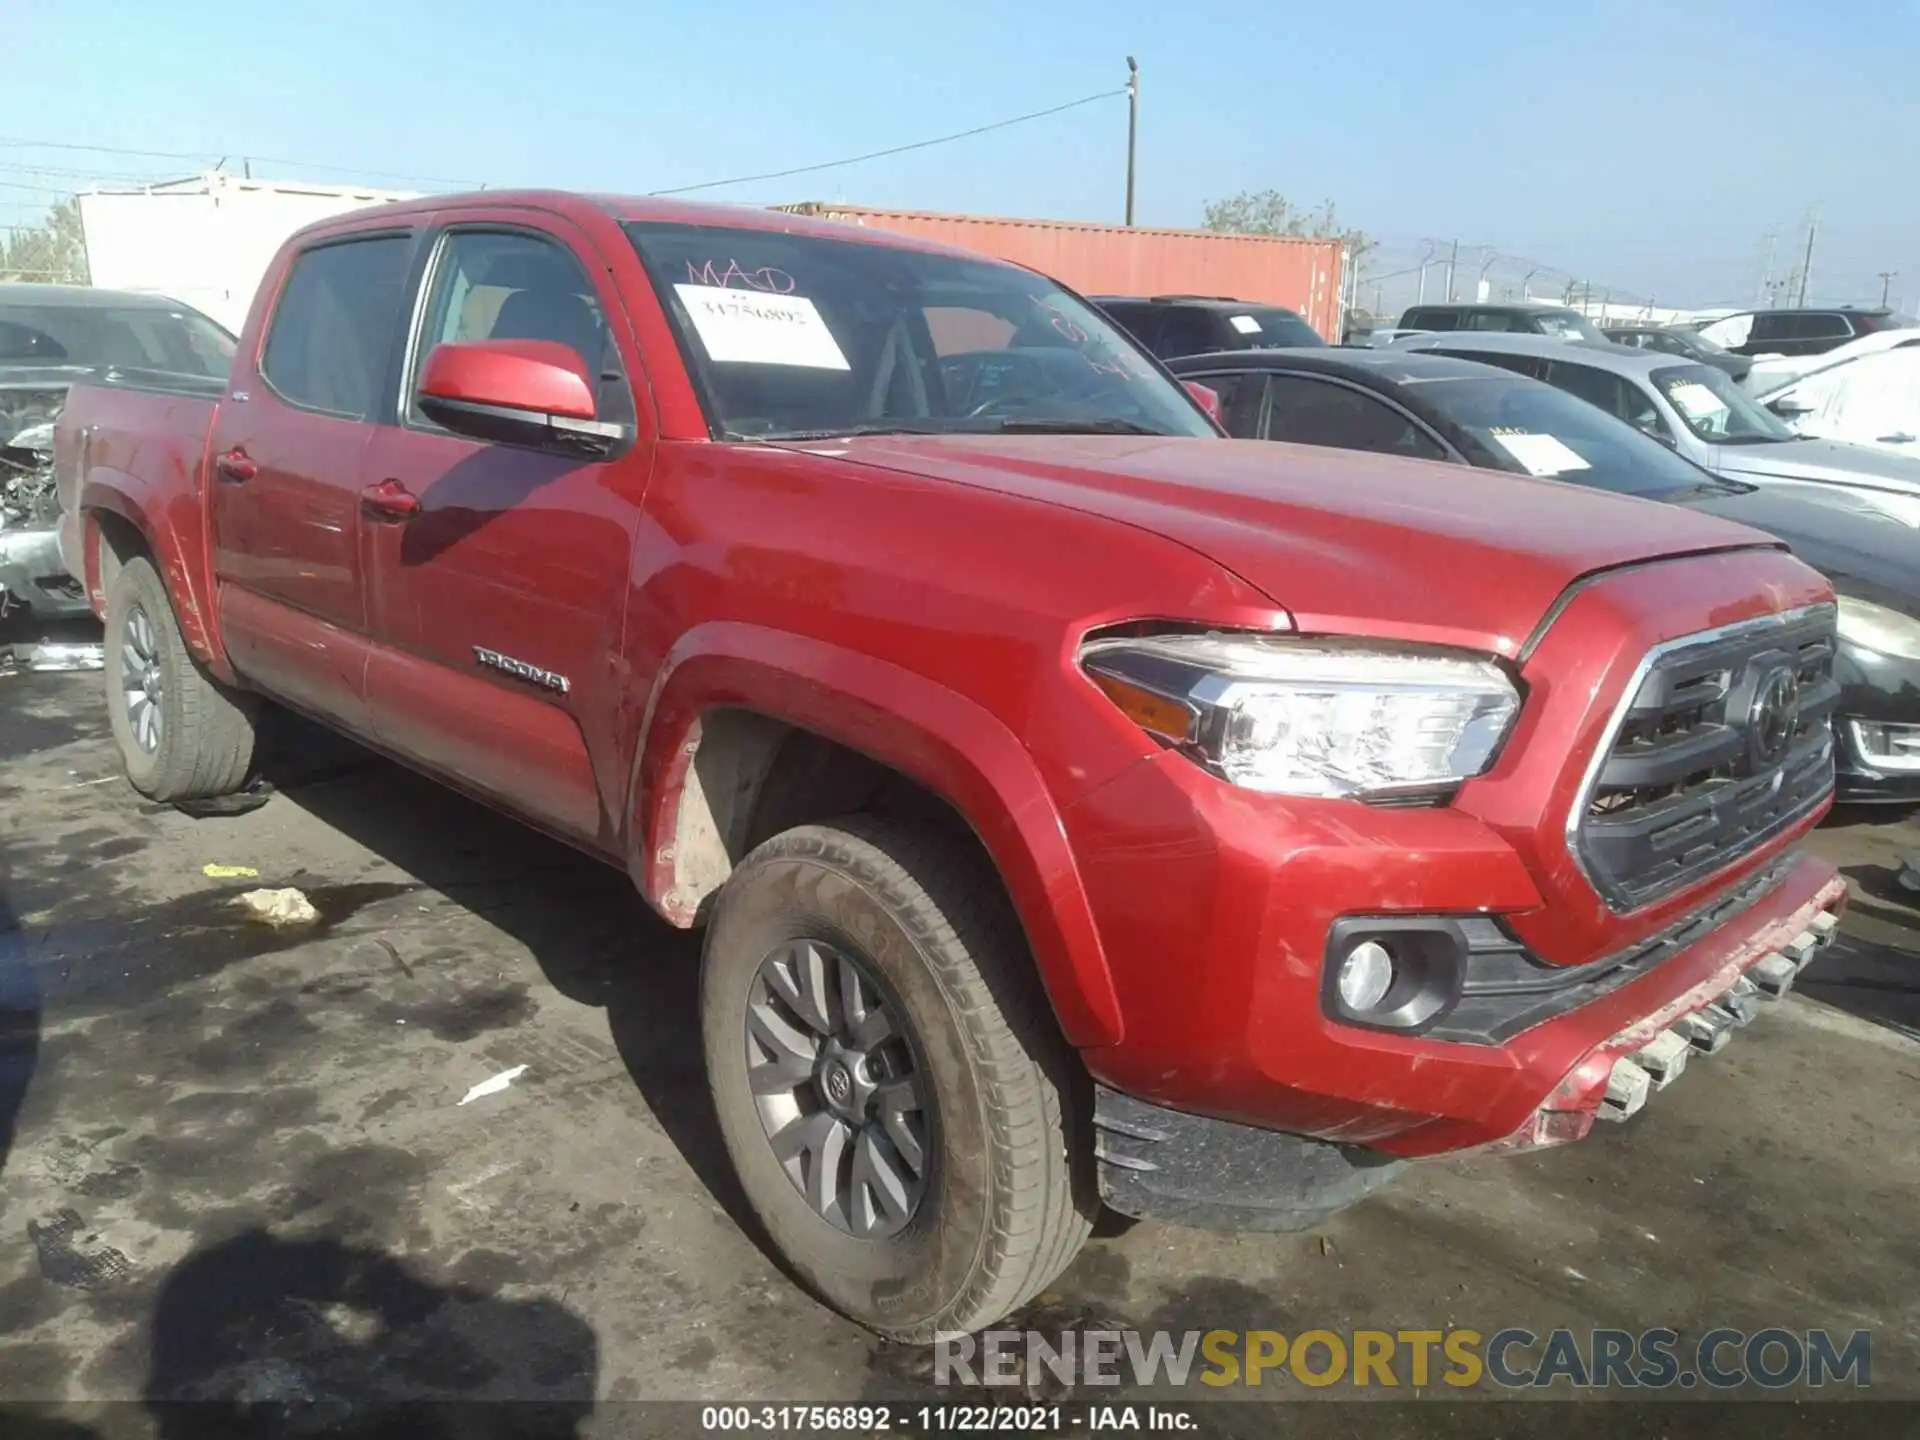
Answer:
[1261,374,1448,460]
[260,235,413,419]
[1153,307,1224,359]
[1178,371,1258,437]
[1465,311,1518,331]
[1096,302,1159,351]
[1402,308,1461,332]
[1748,313,1795,347]
[1793,313,1852,342]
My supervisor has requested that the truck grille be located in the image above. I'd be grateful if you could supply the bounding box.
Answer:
[1570,604,1837,912]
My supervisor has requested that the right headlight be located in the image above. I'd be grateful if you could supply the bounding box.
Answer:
[1836,595,1920,662]
[1079,631,1521,800]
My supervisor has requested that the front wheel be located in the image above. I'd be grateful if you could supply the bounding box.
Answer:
[105,555,257,801]
[702,817,1094,1341]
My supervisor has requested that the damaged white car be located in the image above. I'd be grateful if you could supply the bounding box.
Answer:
[0,284,234,619]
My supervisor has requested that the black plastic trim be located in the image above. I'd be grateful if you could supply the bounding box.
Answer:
[1092,1088,1405,1232]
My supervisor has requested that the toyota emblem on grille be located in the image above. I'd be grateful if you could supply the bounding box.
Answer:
[1748,664,1802,766]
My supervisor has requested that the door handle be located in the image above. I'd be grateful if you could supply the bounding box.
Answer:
[360,478,421,522]
[214,448,256,484]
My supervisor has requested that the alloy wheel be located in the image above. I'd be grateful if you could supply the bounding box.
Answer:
[744,939,931,1239]
[120,603,163,754]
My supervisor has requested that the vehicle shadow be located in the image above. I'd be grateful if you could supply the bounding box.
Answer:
[0,888,39,1182]
[0,1228,598,1439]
[1797,860,1920,1041]
[252,715,778,1263]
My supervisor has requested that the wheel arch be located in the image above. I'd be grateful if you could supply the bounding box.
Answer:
[83,472,232,681]
[625,622,1124,1048]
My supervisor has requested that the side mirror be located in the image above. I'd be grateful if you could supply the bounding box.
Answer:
[1768,396,1814,418]
[418,340,623,452]
[1182,380,1223,424]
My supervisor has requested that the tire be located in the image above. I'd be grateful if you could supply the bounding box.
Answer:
[105,554,257,802]
[702,816,1094,1341]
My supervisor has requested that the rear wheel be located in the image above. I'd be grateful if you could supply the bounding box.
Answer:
[105,555,256,801]
[702,816,1093,1341]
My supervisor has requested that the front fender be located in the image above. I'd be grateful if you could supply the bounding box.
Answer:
[628,620,1123,1048]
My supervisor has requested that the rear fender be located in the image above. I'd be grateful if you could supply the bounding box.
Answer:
[82,464,233,682]
[628,621,1124,1047]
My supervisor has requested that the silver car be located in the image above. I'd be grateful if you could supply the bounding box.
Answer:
[1395,331,1920,527]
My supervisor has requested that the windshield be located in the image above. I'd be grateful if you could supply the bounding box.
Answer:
[1532,310,1609,343]
[624,222,1216,441]
[1651,362,1796,444]
[1425,375,1731,499]
[1230,309,1325,348]
[0,303,234,377]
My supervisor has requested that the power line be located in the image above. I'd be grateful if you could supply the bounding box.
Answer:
[0,135,478,189]
[650,87,1127,197]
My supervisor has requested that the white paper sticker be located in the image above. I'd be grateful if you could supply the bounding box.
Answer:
[1488,431,1592,476]
[1229,314,1263,335]
[1668,382,1728,418]
[673,284,849,370]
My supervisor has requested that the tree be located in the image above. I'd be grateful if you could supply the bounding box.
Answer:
[0,199,90,285]
[1201,188,1375,285]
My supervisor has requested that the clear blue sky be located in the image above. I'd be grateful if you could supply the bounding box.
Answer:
[6,0,1917,309]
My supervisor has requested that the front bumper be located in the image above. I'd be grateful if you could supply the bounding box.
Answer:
[1090,890,1841,1230]
[1834,644,1920,801]
[1065,746,1842,1161]
[0,523,88,618]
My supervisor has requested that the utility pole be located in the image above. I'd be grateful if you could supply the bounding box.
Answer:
[1880,271,1897,308]
[1444,238,1459,302]
[1124,56,1139,227]
[1795,208,1817,307]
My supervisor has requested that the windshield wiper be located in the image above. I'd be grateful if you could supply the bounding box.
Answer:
[987,417,1168,436]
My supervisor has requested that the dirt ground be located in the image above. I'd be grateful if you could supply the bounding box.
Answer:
[1,653,1915,1438]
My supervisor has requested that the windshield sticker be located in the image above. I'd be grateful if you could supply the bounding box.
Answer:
[1043,307,1151,380]
[674,284,849,370]
[1229,315,1262,335]
[1668,382,1729,418]
[683,259,796,294]
[1486,430,1591,477]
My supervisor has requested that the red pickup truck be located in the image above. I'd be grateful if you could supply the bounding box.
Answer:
[55,192,1847,1340]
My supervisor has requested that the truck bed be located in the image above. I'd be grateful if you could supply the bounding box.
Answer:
[54,375,226,665]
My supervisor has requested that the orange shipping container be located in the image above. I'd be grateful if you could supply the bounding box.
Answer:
[775,203,1348,339]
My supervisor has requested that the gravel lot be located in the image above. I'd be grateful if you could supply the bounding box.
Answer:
[1,652,1915,1437]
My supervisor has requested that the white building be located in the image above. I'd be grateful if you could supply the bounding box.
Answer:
[77,172,419,333]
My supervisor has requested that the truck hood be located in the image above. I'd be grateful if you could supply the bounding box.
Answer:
[1712,435,1920,496]
[798,434,1781,658]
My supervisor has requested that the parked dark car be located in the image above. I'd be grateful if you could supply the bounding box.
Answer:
[1090,294,1325,360]
[1167,345,1920,802]
[1396,302,1610,343]
[1605,324,1752,382]
[1700,308,1914,359]
[1,284,233,619]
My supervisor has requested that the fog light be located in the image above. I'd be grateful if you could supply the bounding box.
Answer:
[1337,940,1396,1012]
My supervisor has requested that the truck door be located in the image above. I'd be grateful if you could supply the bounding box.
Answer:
[209,230,415,734]
[358,218,649,846]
